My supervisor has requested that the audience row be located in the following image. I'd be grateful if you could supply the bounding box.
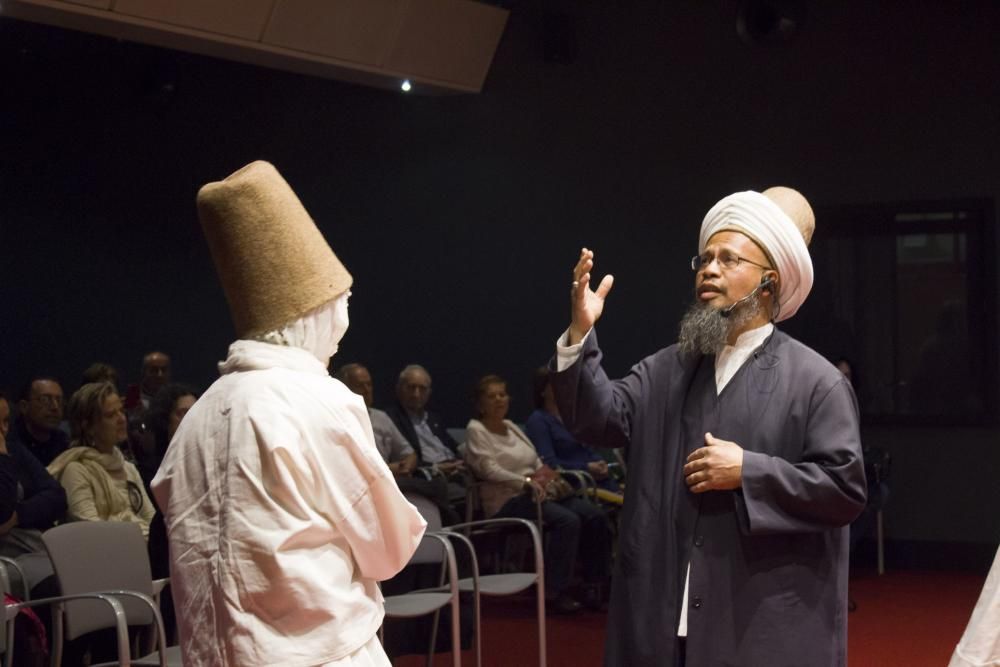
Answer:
[2,352,622,629]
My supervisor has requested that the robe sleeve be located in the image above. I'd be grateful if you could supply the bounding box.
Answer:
[549,329,653,449]
[737,377,867,534]
[338,474,429,580]
[248,395,426,582]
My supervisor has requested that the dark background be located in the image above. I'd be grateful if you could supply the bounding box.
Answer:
[2,2,999,563]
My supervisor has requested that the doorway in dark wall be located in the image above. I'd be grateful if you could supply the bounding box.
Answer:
[787,199,997,425]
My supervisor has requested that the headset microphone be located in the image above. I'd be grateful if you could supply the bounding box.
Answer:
[720,275,774,318]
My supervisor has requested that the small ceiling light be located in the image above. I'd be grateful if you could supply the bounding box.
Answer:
[400,79,412,92]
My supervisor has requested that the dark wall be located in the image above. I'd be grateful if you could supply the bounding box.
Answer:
[2,2,999,548]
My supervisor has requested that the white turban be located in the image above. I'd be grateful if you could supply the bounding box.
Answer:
[699,190,814,322]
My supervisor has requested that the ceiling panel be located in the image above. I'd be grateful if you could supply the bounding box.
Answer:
[113,0,275,41]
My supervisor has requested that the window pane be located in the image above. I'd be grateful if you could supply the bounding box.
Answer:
[896,232,979,416]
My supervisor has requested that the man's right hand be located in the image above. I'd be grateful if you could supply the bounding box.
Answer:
[569,247,615,345]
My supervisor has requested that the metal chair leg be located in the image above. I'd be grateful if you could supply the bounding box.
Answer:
[876,510,885,575]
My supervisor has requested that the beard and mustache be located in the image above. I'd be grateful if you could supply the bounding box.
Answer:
[677,288,763,357]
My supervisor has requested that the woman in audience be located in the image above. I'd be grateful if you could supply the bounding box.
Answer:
[525,366,623,501]
[464,374,612,613]
[47,381,156,539]
[137,383,199,489]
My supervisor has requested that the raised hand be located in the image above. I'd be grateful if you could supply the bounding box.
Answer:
[569,247,615,345]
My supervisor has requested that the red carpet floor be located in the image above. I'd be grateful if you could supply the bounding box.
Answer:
[393,570,987,666]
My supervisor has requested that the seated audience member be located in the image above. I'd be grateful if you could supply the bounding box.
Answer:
[136,351,172,411]
[81,362,120,389]
[338,364,459,525]
[0,391,66,588]
[1,391,66,667]
[123,352,171,464]
[47,382,155,539]
[464,374,612,613]
[136,383,199,489]
[387,364,466,480]
[525,366,622,499]
[9,376,69,466]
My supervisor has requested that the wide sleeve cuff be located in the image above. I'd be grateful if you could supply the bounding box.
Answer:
[555,328,591,372]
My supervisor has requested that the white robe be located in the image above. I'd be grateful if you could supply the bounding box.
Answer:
[152,340,426,667]
[950,546,1000,667]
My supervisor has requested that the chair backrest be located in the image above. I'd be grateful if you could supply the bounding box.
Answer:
[0,561,9,655]
[42,521,155,639]
[404,493,447,565]
[446,428,466,449]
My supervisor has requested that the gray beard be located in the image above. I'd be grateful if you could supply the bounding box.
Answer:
[677,291,762,357]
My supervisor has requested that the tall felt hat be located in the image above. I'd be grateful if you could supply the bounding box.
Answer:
[196,160,353,338]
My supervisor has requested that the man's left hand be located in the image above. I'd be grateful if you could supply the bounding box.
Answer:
[683,432,743,493]
[437,460,466,476]
[587,460,609,480]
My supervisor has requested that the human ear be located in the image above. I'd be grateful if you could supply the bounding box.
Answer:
[761,272,778,294]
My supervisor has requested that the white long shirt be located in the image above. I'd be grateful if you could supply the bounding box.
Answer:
[556,322,774,636]
[949,545,1000,667]
[152,340,426,667]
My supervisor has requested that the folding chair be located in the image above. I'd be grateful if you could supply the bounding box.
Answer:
[382,493,462,667]
[4,590,133,667]
[443,516,546,667]
[41,521,180,666]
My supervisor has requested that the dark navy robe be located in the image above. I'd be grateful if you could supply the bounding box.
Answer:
[551,328,866,667]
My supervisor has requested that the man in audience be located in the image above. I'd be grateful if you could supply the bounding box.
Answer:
[339,363,459,524]
[0,390,67,591]
[123,352,171,462]
[138,351,171,409]
[10,376,69,466]
[387,365,464,478]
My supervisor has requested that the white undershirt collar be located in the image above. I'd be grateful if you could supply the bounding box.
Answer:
[714,322,774,394]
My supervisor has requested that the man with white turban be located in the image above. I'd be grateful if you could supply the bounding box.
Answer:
[152,161,426,666]
[549,187,867,666]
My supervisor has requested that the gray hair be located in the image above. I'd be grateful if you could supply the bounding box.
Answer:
[397,364,431,387]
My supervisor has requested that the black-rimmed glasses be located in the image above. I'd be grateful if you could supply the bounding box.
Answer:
[690,251,772,272]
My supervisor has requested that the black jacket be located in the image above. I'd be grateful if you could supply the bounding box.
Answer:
[384,403,460,465]
[0,441,67,530]
[8,416,69,467]
[552,328,866,667]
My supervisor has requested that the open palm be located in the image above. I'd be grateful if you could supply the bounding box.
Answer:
[569,247,615,345]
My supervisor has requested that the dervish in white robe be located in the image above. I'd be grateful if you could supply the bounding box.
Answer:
[950,545,1000,667]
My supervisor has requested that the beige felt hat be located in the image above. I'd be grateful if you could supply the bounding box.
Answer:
[197,160,353,338]
[763,186,815,245]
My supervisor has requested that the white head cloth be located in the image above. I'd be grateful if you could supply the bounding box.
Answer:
[252,290,350,365]
[699,191,814,322]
